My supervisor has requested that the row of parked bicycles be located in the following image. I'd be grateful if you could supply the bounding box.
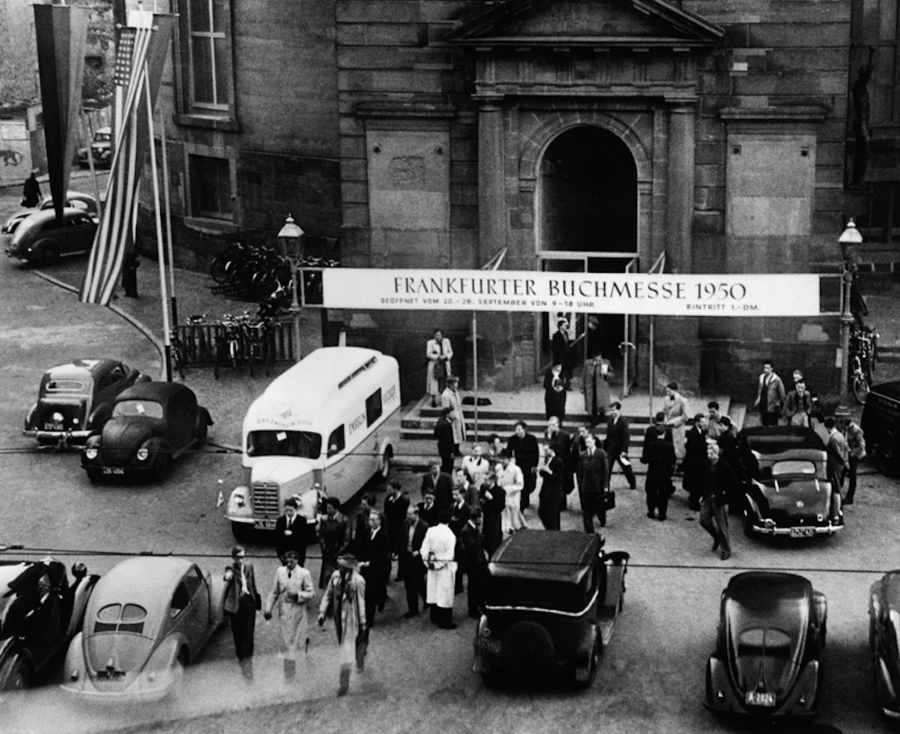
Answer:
[849,322,878,404]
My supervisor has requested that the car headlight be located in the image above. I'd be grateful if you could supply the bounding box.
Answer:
[136,447,150,461]
[85,447,98,460]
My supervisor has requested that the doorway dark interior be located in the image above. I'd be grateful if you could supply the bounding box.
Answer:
[538,125,637,382]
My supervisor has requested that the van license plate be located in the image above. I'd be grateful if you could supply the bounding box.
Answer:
[102,467,125,475]
[745,691,775,707]
[789,527,815,538]
[254,519,277,530]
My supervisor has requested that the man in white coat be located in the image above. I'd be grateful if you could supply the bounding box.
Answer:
[420,509,458,630]
[264,549,315,682]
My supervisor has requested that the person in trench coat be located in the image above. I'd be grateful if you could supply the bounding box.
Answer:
[264,550,315,681]
[318,553,367,696]
[441,375,466,453]
[426,329,453,405]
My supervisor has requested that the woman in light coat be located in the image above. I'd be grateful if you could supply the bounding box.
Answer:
[264,550,315,681]
[426,329,453,406]
[441,374,466,451]
[663,382,689,460]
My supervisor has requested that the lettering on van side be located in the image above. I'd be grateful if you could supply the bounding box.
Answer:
[348,413,366,434]
[384,385,397,404]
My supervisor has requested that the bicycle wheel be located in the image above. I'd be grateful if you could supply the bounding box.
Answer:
[852,373,870,404]
[210,256,230,284]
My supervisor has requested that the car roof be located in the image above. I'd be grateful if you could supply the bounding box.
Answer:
[41,191,95,208]
[726,571,812,607]
[93,557,193,606]
[490,530,599,580]
[740,426,824,453]
[45,358,120,381]
[16,206,92,229]
[116,381,196,406]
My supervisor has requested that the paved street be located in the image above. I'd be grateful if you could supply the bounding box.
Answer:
[2,183,900,734]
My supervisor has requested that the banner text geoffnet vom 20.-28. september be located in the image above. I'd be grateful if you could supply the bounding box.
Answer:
[321,269,820,317]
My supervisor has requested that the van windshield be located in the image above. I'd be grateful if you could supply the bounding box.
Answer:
[247,430,322,459]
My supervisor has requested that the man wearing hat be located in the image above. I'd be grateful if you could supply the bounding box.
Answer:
[318,552,367,696]
[420,510,459,630]
[264,549,315,681]
[223,545,261,682]
[394,502,429,618]
[22,170,41,208]
[441,374,466,455]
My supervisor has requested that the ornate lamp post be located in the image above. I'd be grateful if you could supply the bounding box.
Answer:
[838,218,863,413]
[277,214,305,363]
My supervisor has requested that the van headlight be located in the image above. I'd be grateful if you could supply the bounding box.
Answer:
[84,447,98,460]
[136,447,150,461]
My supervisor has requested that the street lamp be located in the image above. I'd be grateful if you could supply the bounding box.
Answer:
[838,218,863,413]
[277,214,305,363]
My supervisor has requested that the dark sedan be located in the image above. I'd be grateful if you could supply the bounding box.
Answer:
[0,558,99,691]
[869,570,900,718]
[24,359,149,447]
[705,571,827,719]
[739,426,843,539]
[81,382,213,482]
[5,207,97,265]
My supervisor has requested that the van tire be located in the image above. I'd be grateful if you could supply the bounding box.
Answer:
[377,446,392,480]
[232,522,253,543]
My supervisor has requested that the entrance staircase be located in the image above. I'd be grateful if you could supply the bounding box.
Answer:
[397,384,744,472]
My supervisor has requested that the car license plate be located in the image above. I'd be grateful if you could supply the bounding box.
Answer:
[44,422,63,431]
[475,637,501,656]
[790,527,815,538]
[102,467,125,475]
[253,519,277,530]
[745,691,776,707]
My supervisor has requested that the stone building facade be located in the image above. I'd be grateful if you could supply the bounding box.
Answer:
[144,0,896,403]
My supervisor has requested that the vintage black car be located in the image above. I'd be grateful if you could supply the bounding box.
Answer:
[739,426,843,539]
[0,557,98,691]
[5,207,98,265]
[705,571,827,719]
[81,382,213,482]
[869,569,900,718]
[76,126,112,169]
[24,359,149,447]
[473,530,628,686]
[861,381,900,478]
[2,190,98,236]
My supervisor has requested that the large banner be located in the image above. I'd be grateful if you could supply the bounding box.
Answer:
[322,269,820,317]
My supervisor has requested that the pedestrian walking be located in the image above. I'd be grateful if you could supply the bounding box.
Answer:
[551,317,573,387]
[317,553,367,696]
[420,510,459,630]
[642,429,676,521]
[462,443,491,492]
[121,251,140,298]
[842,415,866,505]
[21,170,41,207]
[603,401,636,490]
[497,452,526,535]
[441,375,466,454]
[395,503,428,618]
[754,359,786,427]
[663,382,688,460]
[543,363,567,422]
[264,549,315,682]
[478,471,506,557]
[583,353,611,426]
[355,509,391,628]
[784,379,813,427]
[351,493,375,548]
[716,416,741,480]
[700,444,733,561]
[275,496,307,567]
[545,416,576,498]
[577,433,610,531]
[682,414,709,511]
[459,509,488,619]
[421,459,454,513]
[383,480,410,568]
[317,497,349,589]
[507,421,539,512]
[537,444,564,530]
[223,545,261,682]
[426,328,453,406]
[824,415,850,500]
[434,406,455,475]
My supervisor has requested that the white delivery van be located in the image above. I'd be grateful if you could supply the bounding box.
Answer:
[226,347,401,542]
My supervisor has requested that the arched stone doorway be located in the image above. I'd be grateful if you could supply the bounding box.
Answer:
[536,125,639,389]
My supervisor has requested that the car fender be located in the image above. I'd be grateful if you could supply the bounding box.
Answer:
[704,654,736,711]
[86,404,112,432]
[146,634,186,671]
[0,648,34,690]
[66,574,100,639]
[782,659,819,714]
[744,493,761,519]
[62,631,87,686]
[24,402,37,431]
[875,654,900,715]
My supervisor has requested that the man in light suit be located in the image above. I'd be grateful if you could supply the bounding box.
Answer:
[754,359,786,427]
[603,401,636,490]
[578,433,610,532]
[223,545,260,682]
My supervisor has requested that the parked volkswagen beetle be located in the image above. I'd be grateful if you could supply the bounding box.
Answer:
[5,207,97,265]
[2,191,98,236]
[24,359,149,447]
[81,382,213,482]
[869,569,900,718]
[61,557,226,701]
[705,571,827,719]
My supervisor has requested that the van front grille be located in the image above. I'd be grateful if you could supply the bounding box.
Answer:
[252,482,281,516]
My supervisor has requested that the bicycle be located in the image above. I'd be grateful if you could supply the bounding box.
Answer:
[169,329,186,380]
[213,313,249,379]
[246,316,281,377]
[849,324,879,404]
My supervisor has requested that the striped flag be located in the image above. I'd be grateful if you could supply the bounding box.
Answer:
[80,12,174,305]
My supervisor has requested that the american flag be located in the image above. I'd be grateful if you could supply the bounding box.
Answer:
[80,15,172,305]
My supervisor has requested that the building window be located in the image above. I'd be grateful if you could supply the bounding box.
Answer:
[175,0,237,128]
[852,0,900,128]
[859,183,900,246]
[189,154,232,220]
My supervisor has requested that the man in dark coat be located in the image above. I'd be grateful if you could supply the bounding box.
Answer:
[700,443,734,560]
[448,485,472,537]
[546,416,575,497]
[383,481,410,563]
[352,493,376,549]
[643,431,677,521]
[22,170,41,207]
[603,401,636,490]
[419,489,440,528]
[394,503,429,618]
[478,471,506,556]
[537,444,565,530]
[421,460,454,513]
[551,317,573,386]
[577,433,610,532]
[355,509,391,628]
[507,421,540,512]
[223,544,261,681]
[274,497,308,567]
[459,509,488,618]
[682,414,709,510]
[434,406,455,475]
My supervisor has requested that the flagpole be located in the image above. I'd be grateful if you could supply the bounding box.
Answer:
[159,108,177,328]
[80,109,103,218]
[472,310,479,442]
[144,60,172,380]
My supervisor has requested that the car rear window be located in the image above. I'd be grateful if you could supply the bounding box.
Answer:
[772,460,816,477]
[46,380,87,393]
[737,627,791,656]
[113,400,164,419]
[94,603,147,633]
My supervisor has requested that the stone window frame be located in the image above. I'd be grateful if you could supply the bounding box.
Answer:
[172,0,239,132]
[182,143,238,233]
